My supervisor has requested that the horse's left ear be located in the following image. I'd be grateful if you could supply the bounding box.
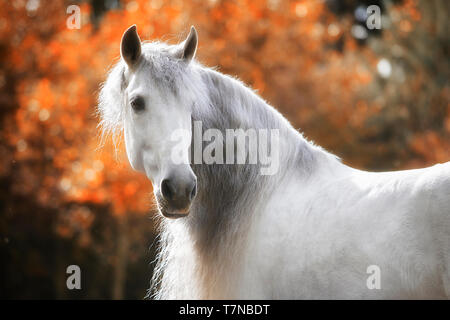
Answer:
[121,25,142,69]
[176,26,198,62]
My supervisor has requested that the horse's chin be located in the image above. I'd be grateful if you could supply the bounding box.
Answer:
[160,209,190,219]
[155,192,191,219]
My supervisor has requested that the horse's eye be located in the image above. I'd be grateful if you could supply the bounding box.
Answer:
[130,96,145,112]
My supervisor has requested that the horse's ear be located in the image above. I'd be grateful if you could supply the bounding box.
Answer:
[176,26,198,62]
[121,25,142,69]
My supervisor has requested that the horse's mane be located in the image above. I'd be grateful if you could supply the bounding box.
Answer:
[186,67,320,241]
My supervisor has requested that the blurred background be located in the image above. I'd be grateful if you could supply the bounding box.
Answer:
[0,0,448,299]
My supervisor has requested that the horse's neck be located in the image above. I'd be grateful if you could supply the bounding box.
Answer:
[186,67,322,250]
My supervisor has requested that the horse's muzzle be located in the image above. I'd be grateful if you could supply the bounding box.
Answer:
[157,175,197,218]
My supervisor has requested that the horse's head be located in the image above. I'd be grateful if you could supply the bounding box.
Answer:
[118,25,199,219]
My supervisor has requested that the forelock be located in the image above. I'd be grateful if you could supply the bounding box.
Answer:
[139,42,188,96]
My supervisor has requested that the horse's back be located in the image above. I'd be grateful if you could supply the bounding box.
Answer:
[417,162,450,296]
[379,162,450,297]
[240,161,450,299]
[339,161,450,298]
[352,161,449,217]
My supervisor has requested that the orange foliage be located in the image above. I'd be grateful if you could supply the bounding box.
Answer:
[0,0,448,220]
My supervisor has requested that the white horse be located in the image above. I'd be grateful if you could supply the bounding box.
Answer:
[99,25,450,299]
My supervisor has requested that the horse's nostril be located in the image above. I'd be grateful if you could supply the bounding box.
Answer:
[161,179,174,201]
[161,177,196,204]
[190,182,197,200]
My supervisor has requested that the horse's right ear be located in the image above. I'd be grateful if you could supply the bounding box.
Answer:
[121,25,142,69]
